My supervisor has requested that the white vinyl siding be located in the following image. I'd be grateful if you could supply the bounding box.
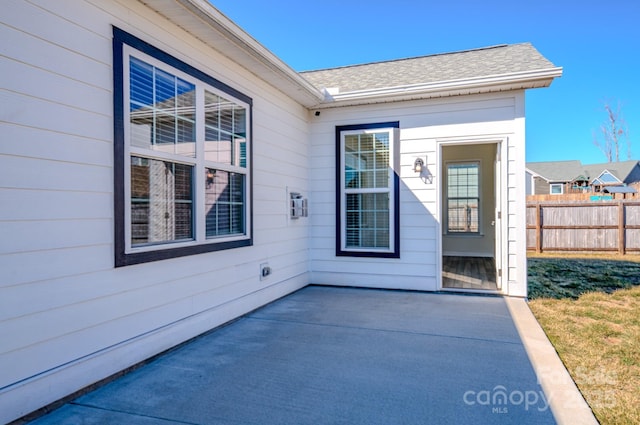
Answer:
[1,1,539,422]
[309,93,525,295]
[0,3,310,422]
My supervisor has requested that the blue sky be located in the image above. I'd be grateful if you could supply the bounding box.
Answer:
[212,0,639,165]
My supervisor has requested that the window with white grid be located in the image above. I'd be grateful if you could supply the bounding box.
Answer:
[446,162,480,233]
[336,123,399,258]
[114,28,252,266]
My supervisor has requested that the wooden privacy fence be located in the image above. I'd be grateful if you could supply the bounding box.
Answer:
[526,201,640,254]
[527,192,640,202]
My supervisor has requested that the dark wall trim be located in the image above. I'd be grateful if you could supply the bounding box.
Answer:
[335,121,400,259]
[113,29,126,267]
[113,27,253,267]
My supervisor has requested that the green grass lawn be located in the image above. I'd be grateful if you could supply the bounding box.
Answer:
[527,255,640,425]
[528,255,640,299]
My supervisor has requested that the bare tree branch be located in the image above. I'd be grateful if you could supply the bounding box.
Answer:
[593,100,629,162]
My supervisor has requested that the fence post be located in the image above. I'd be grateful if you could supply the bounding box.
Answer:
[536,203,542,253]
[618,201,626,255]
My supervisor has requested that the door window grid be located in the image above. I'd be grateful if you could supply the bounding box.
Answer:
[447,162,480,233]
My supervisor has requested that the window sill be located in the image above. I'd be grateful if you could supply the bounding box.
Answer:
[116,238,252,267]
[336,250,400,259]
[444,232,484,238]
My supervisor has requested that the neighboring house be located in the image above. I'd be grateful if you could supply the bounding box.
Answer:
[0,1,562,422]
[526,160,640,195]
[525,160,585,195]
[585,161,640,192]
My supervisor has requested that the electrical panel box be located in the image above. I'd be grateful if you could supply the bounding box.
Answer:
[290,192,308,219]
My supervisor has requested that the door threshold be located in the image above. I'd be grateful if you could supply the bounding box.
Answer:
[441,287,503,295]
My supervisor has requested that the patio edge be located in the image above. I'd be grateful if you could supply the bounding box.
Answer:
[505,297,599,425]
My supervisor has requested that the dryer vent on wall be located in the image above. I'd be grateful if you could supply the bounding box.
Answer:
[290,192,308,219]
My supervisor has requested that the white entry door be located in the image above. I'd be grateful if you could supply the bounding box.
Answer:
[494,144,502,290]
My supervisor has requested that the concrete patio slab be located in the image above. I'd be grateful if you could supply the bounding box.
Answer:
[26,286,593,424]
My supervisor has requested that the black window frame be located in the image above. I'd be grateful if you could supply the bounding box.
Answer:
[113,27,253,267]
[335,122,400,258]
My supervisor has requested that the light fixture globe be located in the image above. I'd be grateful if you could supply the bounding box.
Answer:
[413,158,424,173]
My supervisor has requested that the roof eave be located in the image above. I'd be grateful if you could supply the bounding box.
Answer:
[139,0,325,107]
[317,67,563,109]
[525,168,545,179]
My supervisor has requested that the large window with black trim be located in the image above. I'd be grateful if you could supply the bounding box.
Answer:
[336,122,400,258]
[113,28,252,266]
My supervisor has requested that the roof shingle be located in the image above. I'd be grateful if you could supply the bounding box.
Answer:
[300,43,557,93]
[526,160,640,183]
[526,160,584,182]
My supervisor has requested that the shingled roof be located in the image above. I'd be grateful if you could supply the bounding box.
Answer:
[140,0,561,108]
[526,160,585,182]
[583,160,640,183]
[526,160,640,183]
[300,43,561,106]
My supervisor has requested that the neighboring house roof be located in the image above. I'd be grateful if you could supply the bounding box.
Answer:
[603,186,637,194]
[583,160,640,184]
[142,0,562,109]
[526,159,640,184]
[525,160,584,182]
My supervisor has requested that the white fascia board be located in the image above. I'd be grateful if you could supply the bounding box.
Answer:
[525,168,545,179]
[144,0,325,106]
[318,67,564,108]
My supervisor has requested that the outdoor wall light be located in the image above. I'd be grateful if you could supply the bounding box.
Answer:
[413,157,424,173]
[414,157,433,184]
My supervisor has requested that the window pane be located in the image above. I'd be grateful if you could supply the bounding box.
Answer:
[130,59,154,150]
[233,107,246,138]
[345,193,389,248]
[130,59,154,109]
[374,134,389,169]
[131,156,193,246]
[345,170,359,188]
[344,132,389,189]
[360,134,374,152]
[345,134,359,152]
[129,57,195,157]
[204,91,247,167]
[447,162,479,233]
[374,170,388,188]
[236,135,247,168]
[205,169,245,237]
